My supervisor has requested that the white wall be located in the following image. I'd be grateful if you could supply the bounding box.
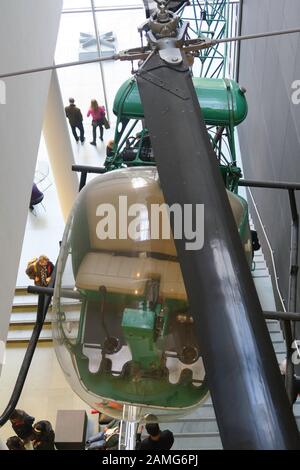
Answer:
[0,0,63,374]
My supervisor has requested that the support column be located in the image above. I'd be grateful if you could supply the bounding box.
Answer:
[43,70,78,221]
[0,0,62,374]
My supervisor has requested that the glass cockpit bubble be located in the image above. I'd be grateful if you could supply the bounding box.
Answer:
[53,166,210,422]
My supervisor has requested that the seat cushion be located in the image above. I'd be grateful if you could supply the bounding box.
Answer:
[76,252,186,300]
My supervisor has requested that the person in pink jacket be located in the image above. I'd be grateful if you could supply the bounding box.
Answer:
[87,99,106,146]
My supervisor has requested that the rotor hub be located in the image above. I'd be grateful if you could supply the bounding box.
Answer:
[149,1,179,39]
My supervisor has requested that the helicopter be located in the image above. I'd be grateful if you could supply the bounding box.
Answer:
[1,0,300,450]
[50,0,300,449]
[52,1,254,426]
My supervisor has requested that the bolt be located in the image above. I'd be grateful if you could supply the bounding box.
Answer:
[172,57,179,62]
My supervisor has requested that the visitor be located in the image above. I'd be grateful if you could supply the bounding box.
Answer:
[136,414,174,450]
[87,99,106,146]
[65,97,85,143]
[9,409,35,443]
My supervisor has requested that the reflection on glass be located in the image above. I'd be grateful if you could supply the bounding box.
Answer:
[53,167,208,422]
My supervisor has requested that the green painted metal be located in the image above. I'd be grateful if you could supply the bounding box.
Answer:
[122,308,162,369]
[109,76,247,190]
[66,292,208,408]
[113,77,248,127]
[179,0,229,78]
[74,347,208,408]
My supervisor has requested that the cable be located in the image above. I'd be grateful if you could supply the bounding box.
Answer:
[1,27,300,79]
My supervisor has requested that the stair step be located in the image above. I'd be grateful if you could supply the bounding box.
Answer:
[9,323,52,331]
[9,312,53,325]
[13,293,39,306]
[7,328,53,343]
[269,332,286,342]
[12,303,52,313]
[173,433,222,450]
[267,323,282,333]
[272,343,287,354]
[14,287,30,296]
[9,311,80,325]
[169,420,219,434]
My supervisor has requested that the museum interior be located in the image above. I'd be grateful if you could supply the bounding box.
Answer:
[0,0,300,451]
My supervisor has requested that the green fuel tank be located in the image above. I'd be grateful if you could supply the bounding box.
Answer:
[113,77,248,127]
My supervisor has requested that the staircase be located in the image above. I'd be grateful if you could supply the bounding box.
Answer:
[7,288,53,343]
[168,247,300,449]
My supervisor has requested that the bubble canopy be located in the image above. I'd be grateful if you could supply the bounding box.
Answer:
[53,166,250,421]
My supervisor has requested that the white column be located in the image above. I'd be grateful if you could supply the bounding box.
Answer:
[43,70,79,222]
[0,0,62,374]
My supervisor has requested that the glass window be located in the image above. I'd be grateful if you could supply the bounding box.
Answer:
[63,0,92,10]
[55,11,107,124]
[93,1,143,7]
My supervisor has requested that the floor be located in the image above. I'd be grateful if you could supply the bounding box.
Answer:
[16,132,111,287]
[0,342,99,446]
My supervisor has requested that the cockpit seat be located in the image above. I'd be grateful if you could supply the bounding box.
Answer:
[75,252,186,300]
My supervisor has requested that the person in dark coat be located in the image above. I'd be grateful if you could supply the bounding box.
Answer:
[32,420,55,450]
[136,415,174,450]
[65,98,85,143]
[6,436,26,450]
[30,183,44,210]
[9,410,35,442]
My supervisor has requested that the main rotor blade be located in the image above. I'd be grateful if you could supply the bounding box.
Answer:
[1,26,300,79]
[136,52,300,449]
[0,54,117,79]
[206,26,300,48]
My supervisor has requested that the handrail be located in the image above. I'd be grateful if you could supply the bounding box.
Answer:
[239,178,299,404]
[72,165,107,191]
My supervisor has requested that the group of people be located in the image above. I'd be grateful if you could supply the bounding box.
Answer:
[85,414,174,451]
[65,98,108,146]
[7,410,55,451]
[6,410,174,451]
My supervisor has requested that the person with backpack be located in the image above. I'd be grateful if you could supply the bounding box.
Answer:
[26,255,54,287]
